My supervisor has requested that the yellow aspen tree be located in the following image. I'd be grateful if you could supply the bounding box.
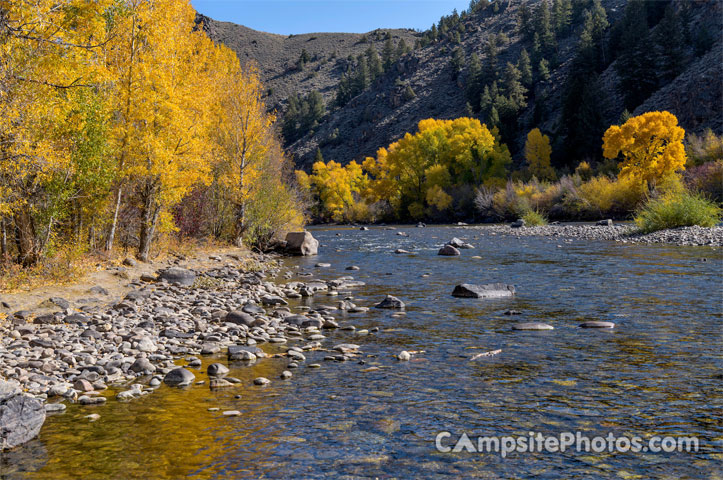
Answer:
[106,0,213,260]
[210,46,275,246]
[0,0,112,264]
[524,128,556,181]
[603,111,687,188]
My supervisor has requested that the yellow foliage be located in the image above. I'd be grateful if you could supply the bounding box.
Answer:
[524,128,556,181]
[426,185,453,211]
[603,111,687,188]
[578,175,645,214]
[301,160,369,222]
[575,161,594,181]
[363,117,502,218]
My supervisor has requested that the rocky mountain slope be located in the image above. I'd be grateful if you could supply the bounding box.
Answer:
[198,0,722,170]
[195,14,419,114]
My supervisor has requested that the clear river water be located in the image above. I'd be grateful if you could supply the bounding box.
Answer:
[4,225,722,479]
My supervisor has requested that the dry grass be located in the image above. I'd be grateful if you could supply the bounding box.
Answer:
[0,236,249,294]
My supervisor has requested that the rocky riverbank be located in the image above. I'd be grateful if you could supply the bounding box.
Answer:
[467,223,723,247]
[0,244,379,448]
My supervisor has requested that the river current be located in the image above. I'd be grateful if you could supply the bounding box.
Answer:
[6,225,722,479]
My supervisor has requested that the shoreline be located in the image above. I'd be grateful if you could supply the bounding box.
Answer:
[309,222,723,247]
[464,224,723,247]
[0,244,370,435]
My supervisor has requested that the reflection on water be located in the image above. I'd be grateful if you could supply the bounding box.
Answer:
[6,226,722,479]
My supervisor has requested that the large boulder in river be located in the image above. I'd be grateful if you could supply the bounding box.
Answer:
[438,245,460,256]
[375,295,405,309]
[158,267,196,286]
[0,380,46,450]
[452,283,515,298]
[285,231,318,256]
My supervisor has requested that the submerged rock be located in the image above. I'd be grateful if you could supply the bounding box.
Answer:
[512,322,554,331]
[452,283,515,298]
[0,381,46,450]
[579,321,615,328]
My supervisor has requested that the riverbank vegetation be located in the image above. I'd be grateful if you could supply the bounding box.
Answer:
[0,0,304,270]
[297,111,721,231]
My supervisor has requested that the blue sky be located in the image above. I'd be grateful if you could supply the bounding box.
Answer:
[190,0,472,34]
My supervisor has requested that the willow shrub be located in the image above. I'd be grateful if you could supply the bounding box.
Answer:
[521,209,548,226]
[635,191,721,233]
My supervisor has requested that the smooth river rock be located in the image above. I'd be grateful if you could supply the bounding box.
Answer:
[452,283,516,298]
[163,368,195,387]
[438,245,461,256]
[207,363,229,377]
[579,321,615,328]
[512,322,554,331]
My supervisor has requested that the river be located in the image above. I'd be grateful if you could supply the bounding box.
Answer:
[6,225,722,479]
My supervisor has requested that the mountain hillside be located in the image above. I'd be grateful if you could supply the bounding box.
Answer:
[195,14,419,113]
[198,0,722,170]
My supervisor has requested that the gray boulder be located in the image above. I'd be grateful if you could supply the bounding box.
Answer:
[438,245,460,256]
[158,267,196,286]
[597,219,613,226]
[447,237,465,248]
[0,380,46,450]
[224,310,256,327]
[207,363,230,377]
[228,345,263,362]
[511,219,525,228]
[163,368,195,386]
[285,231,319,256]
[452,283,516,298]
[375,295,405,309]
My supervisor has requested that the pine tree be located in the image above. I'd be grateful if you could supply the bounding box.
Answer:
[396,38,410,58]
[314,147,324,164]
[465,53,483,110]
[450,47,465,80]
[517,49,532,87]
[484,37,499,83]
[354,55,369,92]
[480,85,492,113]
[615,0,657,109]
[655,4,685,83]
[382,35,395,71]
[553,0,572,34]
[488,106,500,127]
[538,58,550,82]
[503,62,526,111]
[518,2,533,41]
[535,1,556,54]
[366,46,383,80]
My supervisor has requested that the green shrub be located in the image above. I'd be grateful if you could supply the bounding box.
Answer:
[634,191,721,233]
[521,209,548,226]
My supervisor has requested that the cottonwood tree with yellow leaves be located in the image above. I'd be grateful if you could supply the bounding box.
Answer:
[0,0,113,265]
[603,111,687,189]
[524,128,556,181]
[0,0,304,267]
[362,118,507,219]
